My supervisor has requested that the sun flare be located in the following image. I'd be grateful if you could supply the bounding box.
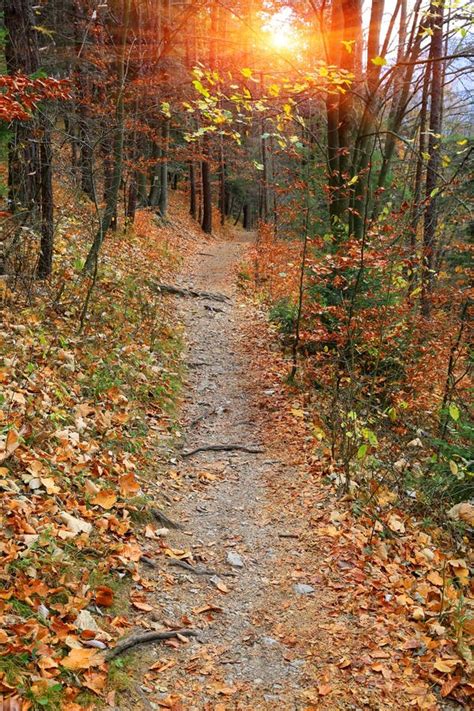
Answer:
[264,9,298,53]
[268,25,295,50]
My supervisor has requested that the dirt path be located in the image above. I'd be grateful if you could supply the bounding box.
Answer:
[124,232,452,711]
[147,234,313,709]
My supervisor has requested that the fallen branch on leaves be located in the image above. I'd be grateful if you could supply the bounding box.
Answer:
[151,282,230,303]
[182,444,264,458]
[105,628,199,660]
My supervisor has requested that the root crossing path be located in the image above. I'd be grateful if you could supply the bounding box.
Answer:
[149,235,314,709]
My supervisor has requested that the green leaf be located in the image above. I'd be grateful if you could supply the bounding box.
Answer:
[357,444,368,460]
[192,80,210,98]
[449,403,460,421]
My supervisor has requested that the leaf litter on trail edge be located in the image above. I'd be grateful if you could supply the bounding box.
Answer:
[234,291,474,708]
[0,200,203,706]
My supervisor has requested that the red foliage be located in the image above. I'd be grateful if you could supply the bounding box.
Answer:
[0,75,70,122]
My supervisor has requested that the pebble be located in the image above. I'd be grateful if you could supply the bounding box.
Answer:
[227,551,244,568]
[294,583,315,595]
[262,636,278,647]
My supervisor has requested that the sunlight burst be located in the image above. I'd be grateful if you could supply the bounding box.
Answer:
[265,9,298,53]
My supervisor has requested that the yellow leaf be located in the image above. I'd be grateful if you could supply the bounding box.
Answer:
[371,56,387,66]
[241,67,253,78]
[342,40,355,53]
[387,514,405,533]
[433,658,459,674]
[291,408,305,419]
[40,477,61,494]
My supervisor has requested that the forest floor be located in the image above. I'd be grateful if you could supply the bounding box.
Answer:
[1,197,470,711]
[117,226,468,711]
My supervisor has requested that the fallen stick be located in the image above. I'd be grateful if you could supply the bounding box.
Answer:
[140,555,156,568]
[151,282,230,303]
[105,628,198,660]
[168,559,217,576]
[182,444,264,458]
[151,508,181,530]
[204,304,225,313]
[169,559,236,577]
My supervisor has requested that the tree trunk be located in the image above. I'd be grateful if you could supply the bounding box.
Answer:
[37,122,54,279]
[84,0,131,273]
[201,158,212,234]
[5,0,41,214]
[421,1,445,317]
[243,203,251,231]
[158,119,170,218]
[126,173,138,223]
[408,59,431,277]
[189,161,197,219]
[148,140,161,207]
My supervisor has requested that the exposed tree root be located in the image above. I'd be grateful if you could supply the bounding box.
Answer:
[151,508,181,530]
[182,444,264,458]
[105,628,199,660]
[168,559,217,576]
[151,282,230,302]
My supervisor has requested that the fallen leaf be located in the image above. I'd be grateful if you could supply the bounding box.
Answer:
[387,514,405,533]
[62,647,104,670]
[95,586,114,608]
[60,512,92,536]
[92,490,117,510]
[0,428,20,462]
[427,570,444,586]
[318,683,332,696]
[132,600,153,612]
[40,476,61,494]
[193,603,223,614]
[119,472,141,496]
[433,658,459,674]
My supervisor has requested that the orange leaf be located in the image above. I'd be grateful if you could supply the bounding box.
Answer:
[0,428,20,462]
[91,490,117,510]
[132,600,153,612]
[441,674,462,697]
[318,684,332,696]
[95,586,114,607]
[62,647,104,670]
[119,472,140,496]
[427,570,444,586]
